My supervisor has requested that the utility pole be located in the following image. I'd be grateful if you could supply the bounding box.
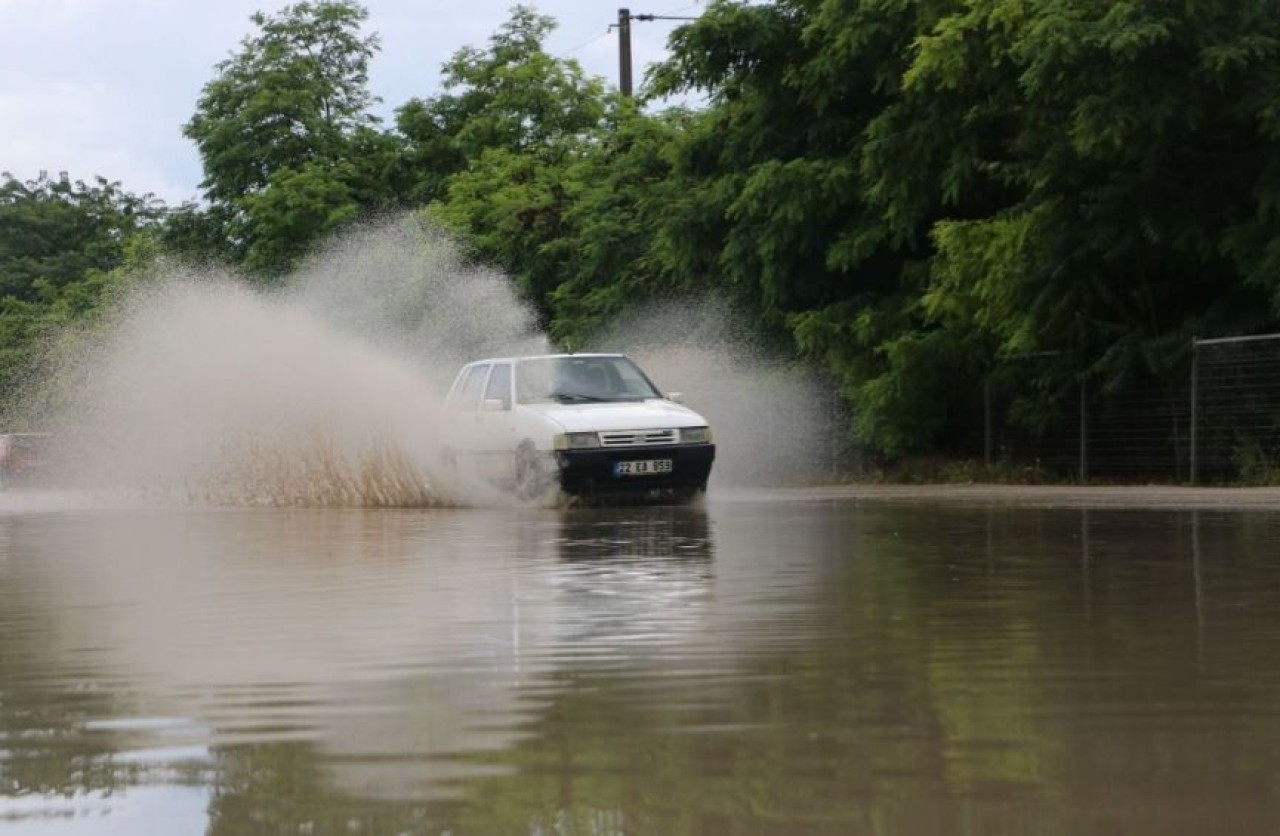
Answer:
[617,8,634,97]
[613,9,699,98]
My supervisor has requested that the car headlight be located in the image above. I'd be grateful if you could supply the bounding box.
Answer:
[554,432,601,450]
[681,426,713,444]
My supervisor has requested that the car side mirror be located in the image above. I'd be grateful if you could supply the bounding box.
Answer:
[667,392,683,404]
[481,398,507,412]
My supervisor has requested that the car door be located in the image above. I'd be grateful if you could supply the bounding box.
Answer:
[446,363,490,454]
[476,362,517,480]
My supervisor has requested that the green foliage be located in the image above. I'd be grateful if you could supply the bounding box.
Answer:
[0,172,162,414]
[185,0,380,203]
[646,0,951,451]
[15,0,1280,468]
[547,108,696,345]
[431,145,574,324]
[433,98,709,341]
[394,5,606,205]
[0,172,161,301]
[421,0,1280,458]
[159,201,238,266]
[0,267,141,424]
[1232,436,1280,486]
[879,0,1280,440]
[240,160,361,274]
[647,0,1280,455]
[415,6,617,328]
[182,0,386,277]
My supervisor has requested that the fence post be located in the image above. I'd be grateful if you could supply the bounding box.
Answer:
[983,374,992,470]
[1190,337,1199,486]
[1079,376,1089,484]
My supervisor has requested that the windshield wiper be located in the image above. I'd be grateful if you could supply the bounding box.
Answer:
[553,391,609,403]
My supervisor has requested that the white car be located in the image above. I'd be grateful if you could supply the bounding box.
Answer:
[441,354,715,501]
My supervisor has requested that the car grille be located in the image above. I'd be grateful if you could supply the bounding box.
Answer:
[599,429,678,447]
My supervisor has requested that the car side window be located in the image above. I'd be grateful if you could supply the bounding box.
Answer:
[484,363,512,410]
[453,364,490,411]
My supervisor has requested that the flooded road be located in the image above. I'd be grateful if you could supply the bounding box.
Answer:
[2,491,1280,834]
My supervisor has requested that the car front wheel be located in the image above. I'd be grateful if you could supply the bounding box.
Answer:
[514,440,557,502]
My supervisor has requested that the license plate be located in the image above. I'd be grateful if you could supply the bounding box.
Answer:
[613,459,673,477]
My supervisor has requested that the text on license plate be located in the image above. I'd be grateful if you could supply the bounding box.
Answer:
[613,459,673,477]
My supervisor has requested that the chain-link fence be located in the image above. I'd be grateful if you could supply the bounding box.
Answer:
[960,334,1280,484]
[1191,334,1280,484]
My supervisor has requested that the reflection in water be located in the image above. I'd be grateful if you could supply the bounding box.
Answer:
[556,505,713,562]
[550,507,713,665]
[0,503,723,830]
[3,498,1280,833]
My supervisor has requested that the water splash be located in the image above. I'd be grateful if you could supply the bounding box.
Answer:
[12,217,833,507]
[594,296,838,488]
[31,217,543,506]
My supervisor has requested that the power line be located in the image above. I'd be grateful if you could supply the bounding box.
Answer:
[632,14,699,22]
[560,29,612,59]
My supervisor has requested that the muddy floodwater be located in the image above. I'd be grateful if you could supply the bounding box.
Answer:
[3,489,1280,834]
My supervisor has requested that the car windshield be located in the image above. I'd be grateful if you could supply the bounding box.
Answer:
[516,356,661,404]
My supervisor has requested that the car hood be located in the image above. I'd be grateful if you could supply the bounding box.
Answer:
[521,399,709,433]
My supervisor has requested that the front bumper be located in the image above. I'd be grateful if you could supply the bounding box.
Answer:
[556,443,715,495]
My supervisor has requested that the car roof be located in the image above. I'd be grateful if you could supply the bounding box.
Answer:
[463,353,627,366]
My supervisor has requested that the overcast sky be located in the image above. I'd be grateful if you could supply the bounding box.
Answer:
[0,0,701,204]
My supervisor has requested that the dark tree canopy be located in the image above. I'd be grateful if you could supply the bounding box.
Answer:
[0,172,161,302]
[645,0,1280,454]
[0,171,162,418]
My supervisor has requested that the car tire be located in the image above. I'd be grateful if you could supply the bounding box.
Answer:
[514,440,556,502]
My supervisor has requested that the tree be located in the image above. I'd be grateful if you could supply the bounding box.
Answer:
[651,0,1280,457]
[879,0,1280,367]
[0,172,162,418]
[414,6,611,325]
[182,0,388,277]
[394,5,606,205]
[648,0,957,452]
[0,172,162,301]
[545,107,697,346]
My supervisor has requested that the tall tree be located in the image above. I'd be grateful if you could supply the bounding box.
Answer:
[869,0,1279,353]
[649,0,962,452]
[182,0,389,276]
[414,6,610,324]
[544,107,696,346]
[652,0,1280,456]
[394,5,606,205]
